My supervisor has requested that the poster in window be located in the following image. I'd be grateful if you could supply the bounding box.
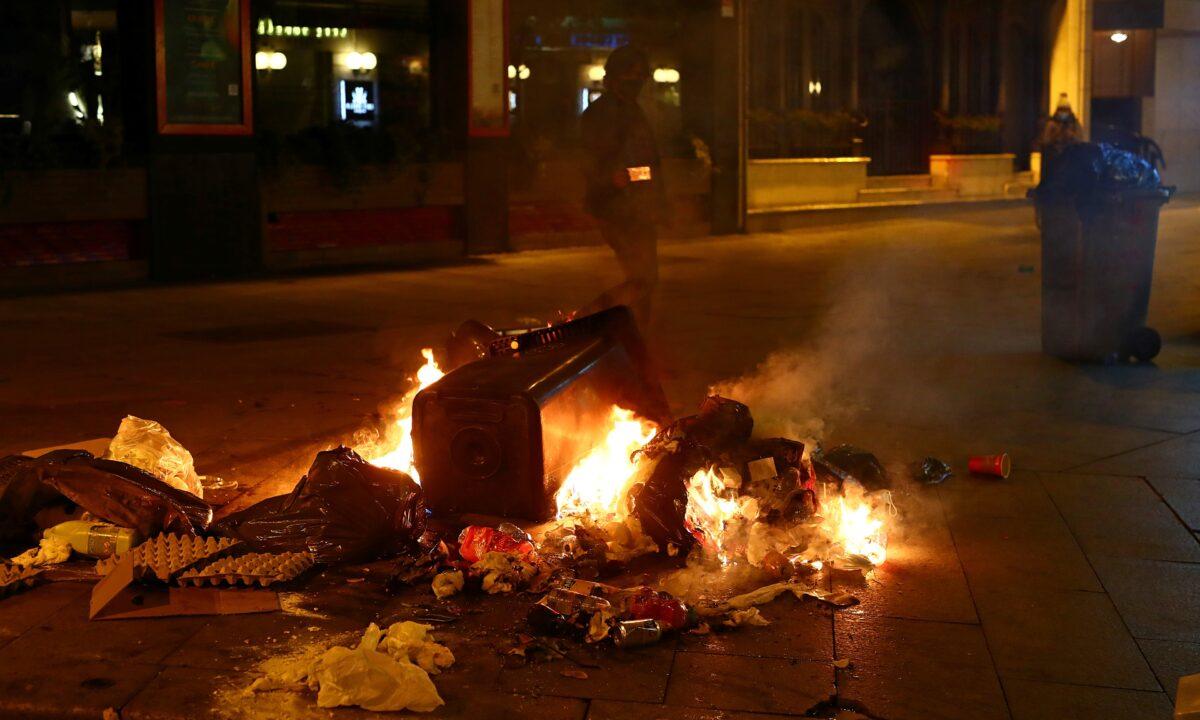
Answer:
[155,0,253,135]
[468,0,509,137]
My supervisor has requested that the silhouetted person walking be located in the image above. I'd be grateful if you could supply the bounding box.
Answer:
[579,45,663,328]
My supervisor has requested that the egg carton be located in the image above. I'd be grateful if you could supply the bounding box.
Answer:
[0,563,43,599]
[177,551,315,588]
[96,534,242,582]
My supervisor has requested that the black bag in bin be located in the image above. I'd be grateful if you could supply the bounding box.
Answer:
[214,446,425,564]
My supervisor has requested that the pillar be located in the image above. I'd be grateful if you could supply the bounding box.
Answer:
[135,0,261,280]
[1047,0,1093,134]
[1143,0,1200,192]
[711,0,747,235]
[430,0,509,255]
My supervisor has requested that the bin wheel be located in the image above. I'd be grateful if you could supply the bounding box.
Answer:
[1122,327,1162,362]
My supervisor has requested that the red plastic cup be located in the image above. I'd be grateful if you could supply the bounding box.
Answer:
[968,453,1011,479]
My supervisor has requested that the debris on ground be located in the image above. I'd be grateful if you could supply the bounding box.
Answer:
[724,607,771,627]
[911,457,953,485]
[9,536,72,568]
[0,325,907,712]
[431,570,463,599]
[245,622,453,713]
[0,562,43,598]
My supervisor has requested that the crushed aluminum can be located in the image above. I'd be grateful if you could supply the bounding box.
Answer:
[613,619,662,648]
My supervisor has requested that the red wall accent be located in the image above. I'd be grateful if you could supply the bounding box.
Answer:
[265,206,462,252]
[0,221,136,267]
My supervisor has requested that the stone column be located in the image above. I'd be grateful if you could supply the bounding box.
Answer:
[711,0,747,234]
[1047,0,1093,134]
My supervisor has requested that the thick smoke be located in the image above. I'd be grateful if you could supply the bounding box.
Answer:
[708,245,905,448]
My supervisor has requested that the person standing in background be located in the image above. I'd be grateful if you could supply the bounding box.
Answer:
[578,45,665,329]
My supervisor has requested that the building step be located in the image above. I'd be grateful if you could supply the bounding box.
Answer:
[857,186,960,203]
[864,174,934,190]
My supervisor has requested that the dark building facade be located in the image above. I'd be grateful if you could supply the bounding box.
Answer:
[1,0,1089,289]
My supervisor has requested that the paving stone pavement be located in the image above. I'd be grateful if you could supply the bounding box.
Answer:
[3,201,1200,718]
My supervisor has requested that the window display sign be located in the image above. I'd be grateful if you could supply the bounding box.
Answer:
[339,80,377,125]
[155,0,253,135]
[468,0,509,137]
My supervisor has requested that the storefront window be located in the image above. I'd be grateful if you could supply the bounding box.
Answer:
[253,0,434,178]
[508,0,696,172]
[0,2,128,170]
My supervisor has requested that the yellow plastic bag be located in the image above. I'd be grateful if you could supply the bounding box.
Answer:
[105,416,203,498]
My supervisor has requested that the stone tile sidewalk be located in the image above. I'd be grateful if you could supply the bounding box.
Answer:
[2,201,1199,718]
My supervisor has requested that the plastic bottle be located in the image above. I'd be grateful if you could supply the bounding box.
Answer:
[43,521,140,558]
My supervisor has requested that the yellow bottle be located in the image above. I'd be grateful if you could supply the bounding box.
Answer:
[43,521,140,558]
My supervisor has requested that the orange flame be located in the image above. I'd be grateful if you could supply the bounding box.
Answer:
[685,467,742,563]
[825,488,888,566]
[368,348,444,482]
[554,406,657,519]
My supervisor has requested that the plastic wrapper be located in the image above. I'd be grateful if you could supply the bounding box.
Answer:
[911,457,953,485]
[105,416,203,498]
[1,450,213,537]
[214,446,425,565]
[812,445,890,492]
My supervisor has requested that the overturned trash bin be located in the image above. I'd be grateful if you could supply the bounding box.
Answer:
[1032,142,1173,362]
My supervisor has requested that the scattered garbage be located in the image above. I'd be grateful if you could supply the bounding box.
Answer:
[967,453,1011,479]
[0,344,900,716]
[911,457,953,485]
[0,562,43,598]
[431,570,464,599]
[105,416,204,498]
[8,536,72,568]
[214,447,425,564]
[458,524,536,563]
[246,621,454,713]
[525,577,693,648]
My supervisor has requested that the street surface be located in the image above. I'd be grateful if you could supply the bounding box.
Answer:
[2,200,1199,719]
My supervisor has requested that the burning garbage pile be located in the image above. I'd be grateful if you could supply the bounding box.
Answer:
[0,306,907,715]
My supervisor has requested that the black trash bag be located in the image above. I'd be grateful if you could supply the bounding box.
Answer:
[639,396,753,463]
[0,455,73,543]
[812,445,890,491]
[1099,143,1160,190]
[0,450,213,538]
[628,452,696,555]
[214,446,425,564]
[911,457,953,486]
[684,396,753,454]
[1035,142,1161,206]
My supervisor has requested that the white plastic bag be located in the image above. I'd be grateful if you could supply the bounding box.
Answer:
[105,416,203,498]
